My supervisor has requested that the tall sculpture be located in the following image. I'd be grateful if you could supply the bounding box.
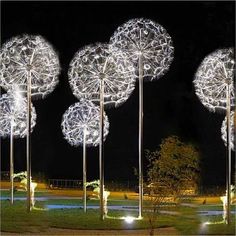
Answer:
[0,91,36,204]
[109,18,174,218]
[0,34,60,211]
[193,48,235,224]
[61,100,109,212]
[68,43,135,219]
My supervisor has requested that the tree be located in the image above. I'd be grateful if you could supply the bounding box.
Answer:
[146,135,200,202]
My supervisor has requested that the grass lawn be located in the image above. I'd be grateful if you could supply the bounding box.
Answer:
[0,190,235,235]
[1,198,235,235]
[0,189,49,198]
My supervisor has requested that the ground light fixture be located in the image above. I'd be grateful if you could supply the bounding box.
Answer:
[106,215,141,224]
[0,91,36,205]
[124,216,135,224]
[61,100,109,213]
[109,18,174,218]
[193,47,235,224]
[0,34,60,211]
[68,43,135,220]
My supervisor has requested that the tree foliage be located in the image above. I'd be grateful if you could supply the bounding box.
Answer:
[146,135,200,199]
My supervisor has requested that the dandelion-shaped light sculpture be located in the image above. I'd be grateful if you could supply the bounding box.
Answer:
[0,34,60,211]
[109,18,174,218]
[68,43,135,219]
[193,48,235,224]
[0,91,36,204]
[61,100,109,213]
[221,111,235,151]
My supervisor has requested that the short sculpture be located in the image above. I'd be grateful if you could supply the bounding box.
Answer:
[86,180,110,216]
[13,171,37,208]
[220,185,235,222]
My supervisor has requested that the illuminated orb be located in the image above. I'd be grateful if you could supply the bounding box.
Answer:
[0,92,37,138]
[193,48,235,112]
[221,111,235,151]
[0,34,60,99]
[68,43,136,108]
[109,18,174,81]
[61,100,109,147]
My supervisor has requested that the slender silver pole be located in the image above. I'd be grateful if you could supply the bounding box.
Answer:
[26,71,32,212]
[226,84,231,225]
[138,54,143,219]
[10,121,14,204]
[83,128,87,213]
[99,78,105,220]
[0,87,1,167]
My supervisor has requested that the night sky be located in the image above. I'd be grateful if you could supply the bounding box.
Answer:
[0,1,235,187]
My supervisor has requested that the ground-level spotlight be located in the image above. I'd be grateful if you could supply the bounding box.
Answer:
[124,216,135,224]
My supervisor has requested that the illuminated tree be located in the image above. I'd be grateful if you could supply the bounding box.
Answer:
[146,136,200,200]
[61,100,109,212]
[0,34,60,211]
[110,18,174,217]
[145,135,199,235]
[193,48,235,224]
[68,43,135,219]
[0,91,36,204]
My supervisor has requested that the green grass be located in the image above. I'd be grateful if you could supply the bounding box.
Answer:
[199,214,235,235]
[1,201,48,233]
[0,200,165,233]
[0,189,49,197]
[1,198,235,235]
[45,198,138,206]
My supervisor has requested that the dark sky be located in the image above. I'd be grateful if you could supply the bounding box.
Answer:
[0,1,235,187]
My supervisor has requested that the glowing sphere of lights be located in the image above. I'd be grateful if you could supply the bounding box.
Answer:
[68,43,136,108]
[109,18,174,81]
[221,111,235,151]
[0,34,60,99]
[0,93,37,138]
[193,48,235,112]
[61,100,109,147]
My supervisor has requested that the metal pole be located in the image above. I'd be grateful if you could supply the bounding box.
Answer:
[0,87,1,167]
[83,128,87,213]
[99,78,105,220]
[10,120,14,204]
[26,71,32,212]
[138,54,143,219]
[226,84,231,225]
